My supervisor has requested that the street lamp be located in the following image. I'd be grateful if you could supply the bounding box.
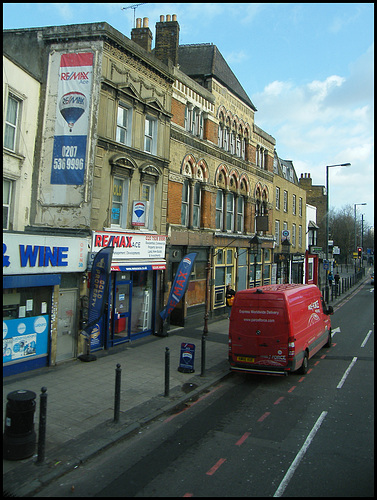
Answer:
[281,238,291,283]
[354,203,367,252]
[250,235,260,288]
[325,163,351,264]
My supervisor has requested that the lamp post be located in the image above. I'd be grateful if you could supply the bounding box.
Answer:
[354,203,367,252]
[325,163,351,264]
[281,238,291,283]
[250,235,260,288]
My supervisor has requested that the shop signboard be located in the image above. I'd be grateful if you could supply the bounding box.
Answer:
[91,231,166,261]
[3,233,88,275]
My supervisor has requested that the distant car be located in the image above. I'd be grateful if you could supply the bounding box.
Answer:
[371,273,374,285]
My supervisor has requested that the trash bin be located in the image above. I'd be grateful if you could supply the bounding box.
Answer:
[3,390,36,460]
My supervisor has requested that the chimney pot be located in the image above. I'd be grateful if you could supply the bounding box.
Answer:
[143,17,149,28]
[136,17,141,28]
[308,173,311,178]
[172,14,177,21]
[166,15,171,22]
[160,15,165,22]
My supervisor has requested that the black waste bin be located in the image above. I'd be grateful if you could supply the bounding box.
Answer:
[3,390,36,460]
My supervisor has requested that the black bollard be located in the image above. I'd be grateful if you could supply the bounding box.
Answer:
[36,387,47,465]
[114,364,121,423]
[164,347,170,397]
[201,335,206,377]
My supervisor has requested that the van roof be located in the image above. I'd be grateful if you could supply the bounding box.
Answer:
[237,284,319,298]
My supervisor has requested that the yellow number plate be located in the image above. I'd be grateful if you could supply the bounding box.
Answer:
[236,356,255,363]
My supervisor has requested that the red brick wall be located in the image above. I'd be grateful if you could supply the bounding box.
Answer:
[167,181,183,224]
[171,98,185,127]
[204,118,218,144]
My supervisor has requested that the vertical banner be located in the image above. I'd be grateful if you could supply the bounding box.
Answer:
[51,52,94,185]
[83,246,114,339]
[160,253,197,322]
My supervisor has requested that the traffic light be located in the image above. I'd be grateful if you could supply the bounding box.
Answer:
[358,247,362,258]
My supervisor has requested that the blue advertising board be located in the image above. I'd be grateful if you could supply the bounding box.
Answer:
[178,343,195,373]
[3,315,49,365]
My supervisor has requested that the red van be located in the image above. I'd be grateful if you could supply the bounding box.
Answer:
[229,284,333,376]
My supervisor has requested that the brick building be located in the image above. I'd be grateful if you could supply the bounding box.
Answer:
[138,15,276,327]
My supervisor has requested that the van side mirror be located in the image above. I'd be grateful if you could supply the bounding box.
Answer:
[326,306,334,315]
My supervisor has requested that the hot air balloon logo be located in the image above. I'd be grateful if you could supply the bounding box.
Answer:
[132,201,147,226]
[59,91,87,132]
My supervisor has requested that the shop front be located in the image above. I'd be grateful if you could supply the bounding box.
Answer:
[88,231,166,350]
[3,232,88,376]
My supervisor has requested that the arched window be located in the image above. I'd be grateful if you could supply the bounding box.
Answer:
[216,189,224,230]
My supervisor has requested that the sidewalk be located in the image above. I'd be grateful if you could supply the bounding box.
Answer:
[3,273,371,497]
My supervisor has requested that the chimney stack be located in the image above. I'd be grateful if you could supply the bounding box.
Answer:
[154,14,180,66]
[131,17,153,52]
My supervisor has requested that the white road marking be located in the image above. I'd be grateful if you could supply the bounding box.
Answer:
[361,330,373,348]
[273,411,328,497]
[337,357,358,389]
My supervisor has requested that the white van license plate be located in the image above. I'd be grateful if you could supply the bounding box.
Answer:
[237,356,255,363]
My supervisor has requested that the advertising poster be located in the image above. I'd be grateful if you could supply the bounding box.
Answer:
[51,52,93,185]
[3,316,49,364]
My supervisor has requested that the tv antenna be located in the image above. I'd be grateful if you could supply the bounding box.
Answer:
[121,3,147,28]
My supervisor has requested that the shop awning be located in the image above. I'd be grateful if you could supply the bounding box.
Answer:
[111,260,166,271]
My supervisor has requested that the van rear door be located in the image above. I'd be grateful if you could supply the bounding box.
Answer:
[230,293,289,368]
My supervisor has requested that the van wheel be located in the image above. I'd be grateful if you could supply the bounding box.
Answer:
[325,329,332,348]
[299,351,309,374]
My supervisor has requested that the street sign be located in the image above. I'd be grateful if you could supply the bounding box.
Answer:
[323,261,330,270]
[310,246,322,254]
[332,246,340,254]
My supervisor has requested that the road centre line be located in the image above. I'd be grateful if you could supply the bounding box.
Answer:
[361,330,372,348]
[273,411,328,497]
[337,357,358,389]
[206,458,226,475]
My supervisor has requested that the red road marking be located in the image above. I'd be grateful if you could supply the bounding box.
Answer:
[307,368,313,374]
[274,396,285,405]
[206,458,226,475]
[235,432,250,446]
[321,355,326,359]
[298,377,305,383]
[288,386,296,393]
[314,361,320,366]
[183,494,193,497]
[257,412,271,422]
[164,385,223,423]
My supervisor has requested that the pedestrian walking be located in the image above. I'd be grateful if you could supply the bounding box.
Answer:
[225,284,236,318]
[328,272,334,287]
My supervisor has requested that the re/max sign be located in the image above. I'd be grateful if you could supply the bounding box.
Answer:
[94,234,140,249]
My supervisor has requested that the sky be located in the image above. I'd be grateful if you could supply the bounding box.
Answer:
[3,3,374,228]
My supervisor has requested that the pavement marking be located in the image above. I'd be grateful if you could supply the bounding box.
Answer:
[298,377,305,383]
[337,357,357,389]
[183,493,193,497]
[361,330,372,348]
[287,386,296,393]
[314,361,320,366]
[235,432,250,446]
[164,385,223,423]
[206,458,226,476]
[273,411,328,497]
[257,412,271,422]
[274,397,285,405]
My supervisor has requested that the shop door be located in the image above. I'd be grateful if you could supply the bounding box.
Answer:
[111,279,132,345]
[56,289,77,362]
